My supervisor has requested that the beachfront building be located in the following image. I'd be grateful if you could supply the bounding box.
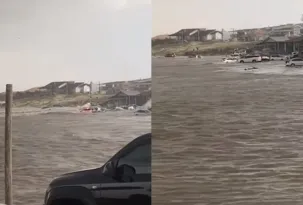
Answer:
[169,28,223,42]
[256,36,303,54]
[102,90,151,108]
[269,24,302,37]
[74,83,91,93]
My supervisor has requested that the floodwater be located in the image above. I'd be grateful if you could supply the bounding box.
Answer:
[153,57,303,205]
[0,110,150,205]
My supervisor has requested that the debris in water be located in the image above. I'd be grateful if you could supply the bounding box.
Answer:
[245,66,258,71]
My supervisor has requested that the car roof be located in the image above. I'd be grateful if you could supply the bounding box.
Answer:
[105,133,151,163]
[126,133,151,147]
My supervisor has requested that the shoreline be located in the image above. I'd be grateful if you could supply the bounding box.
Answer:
[152,41,255,56]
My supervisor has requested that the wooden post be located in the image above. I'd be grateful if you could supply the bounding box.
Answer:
[5,84,13,205]
[89,82,92,104]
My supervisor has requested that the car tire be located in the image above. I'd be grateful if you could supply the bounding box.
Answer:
[252,60,256,63]
[240,60,244,63]
[291,63,295,67]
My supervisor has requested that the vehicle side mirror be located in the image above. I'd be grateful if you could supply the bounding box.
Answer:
[116,164,136,182]
[102,160,117,177]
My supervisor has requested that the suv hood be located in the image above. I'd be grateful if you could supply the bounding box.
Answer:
[49,168,114,188]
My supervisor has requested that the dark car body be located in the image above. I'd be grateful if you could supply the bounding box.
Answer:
[44,133,151,205]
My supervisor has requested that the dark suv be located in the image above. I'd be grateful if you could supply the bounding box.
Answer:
[44,133,151,205]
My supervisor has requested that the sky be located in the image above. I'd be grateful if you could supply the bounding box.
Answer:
[0,0,151,91]
[153,0,303,36]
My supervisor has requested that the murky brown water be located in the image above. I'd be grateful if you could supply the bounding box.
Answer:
[0,111,150,205]
[152,57,303,205]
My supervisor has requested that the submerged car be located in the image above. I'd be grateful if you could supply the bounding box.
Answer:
[223,57,238,63]
[165,53,176,57]
[134,109,151,116]
[270,54,285,61]
[238,55,262,63]
[188,54,202,58]
[285,58,303,67]
[261,55,270,61]
[44,133,151,205]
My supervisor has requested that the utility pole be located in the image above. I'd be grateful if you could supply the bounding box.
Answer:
[98,82,101,94]
[89,81,92,104]
[5,84,13,205]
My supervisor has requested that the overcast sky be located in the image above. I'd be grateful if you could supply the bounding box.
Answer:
[0,0,151,91]
[153,0,303,36]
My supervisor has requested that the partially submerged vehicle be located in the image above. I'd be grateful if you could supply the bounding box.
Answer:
[91,106,101,113]
[261,55,270,61]
[165,53,176,57]
[188,54,202,58]
[128,106,135,110]
[244,66,258,71]
[223,57,238,63]
[79,103,102,113]
[238,55,262,63]
[285,58,303,67]
[114,107,125,111]
[134,109,151,116]
[79,102,93,113]
[270,54,285,61]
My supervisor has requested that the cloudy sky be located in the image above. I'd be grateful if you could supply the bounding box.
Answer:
[0,0,151,91]
[153,0,303,36]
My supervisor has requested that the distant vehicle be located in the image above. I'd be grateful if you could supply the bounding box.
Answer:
[261,55,270,61]
[188,54,202,58]
[223,57,238,63]
[165,53,176,57]
[44,133,151,205]
[134,110,151,116]
[285,58,303,67]
[92,106,101,113]
[115,107,125,111]
[238,55,262,63]
[270,54,284,61]
[128,106,135,110]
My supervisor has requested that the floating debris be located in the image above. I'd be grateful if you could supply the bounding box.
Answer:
[244,66,258,71]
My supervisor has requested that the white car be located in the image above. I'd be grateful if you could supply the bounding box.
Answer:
[223,57,238,63]
[286,58,303,67]
[261,55,270,61]
[270,54,284,61]
[238,55,262,63]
